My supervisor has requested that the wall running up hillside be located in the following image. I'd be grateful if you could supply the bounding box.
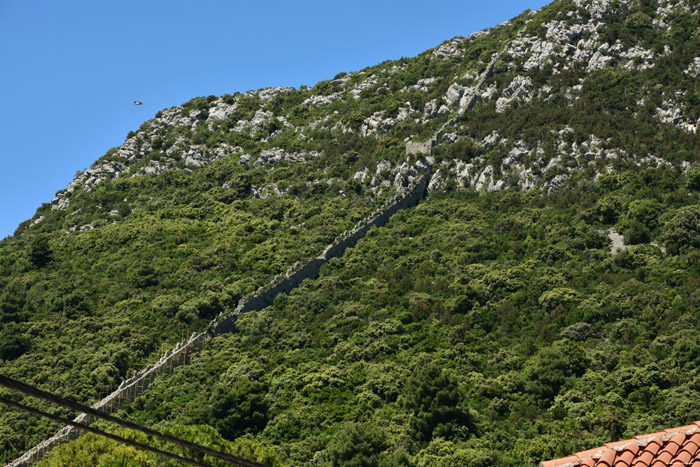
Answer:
[406,50,500,156]
[8,174,429,467]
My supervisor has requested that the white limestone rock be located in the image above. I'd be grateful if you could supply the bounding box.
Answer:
[141,160,175,175]
[445,83,467,105]
[423,100,439,120]
[428,170,444,193]
[685,57,700,78]
[251,183,286,199]
[354,168,370,183]
[254,148,321,166]
[233,110,274,134]
[573,0,616,20]
[546,174,570,194]
[619,46,657,70]
[481,131,501,150]
[481,83,498,100]
[433,38,465,59]
[350,75,379,99]
[503,141,532,166]
[376,160,392,176]
[303,92,343,107]
[257,86,295,102]
[496,76,534,113]
[405,77,436,92]
[208,101,238,121]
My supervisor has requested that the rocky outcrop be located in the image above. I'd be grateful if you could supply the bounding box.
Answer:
[404,77,436,93]
[51,160,130,211]
[256,86,295,102]
[505,1,663,75]
[496,76,534,113]
[423,99,449,121]
[360,103,414,136]
[433,38,465,59]
[302,92,343,107]
[656,94,699,134]
[207,101,238,121]
[253,148,321,166]
[685,57,700,78]
[350,75,380,99]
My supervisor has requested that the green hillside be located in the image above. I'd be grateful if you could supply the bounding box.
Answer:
[1,0,700,465]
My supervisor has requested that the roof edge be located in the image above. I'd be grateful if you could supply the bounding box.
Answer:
[540,422,700,467]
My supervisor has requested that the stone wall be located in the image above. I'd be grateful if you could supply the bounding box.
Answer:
[9,175,428,467]
[7,332,207,467]
[405,50,500,157]
[210,174,428,334]
[406,140,435,156]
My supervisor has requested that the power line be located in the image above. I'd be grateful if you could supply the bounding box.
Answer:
[0,396,211,467]
[0,374,266,467]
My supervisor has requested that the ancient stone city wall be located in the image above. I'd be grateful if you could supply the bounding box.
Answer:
[9,175,428,466]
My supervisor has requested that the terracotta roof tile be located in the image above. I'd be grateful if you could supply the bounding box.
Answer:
[665,437,684,457]
[541,421,700,467]
[617,449,635,465]
[541,455,579,467]
[675,450,693,465]
[687,433,700,451]
[643,440,662,456]
[635,450,654,466]
[669,432,687,445]
[654,450,673,465]
[598,448,616,466]
[684,443,700,457]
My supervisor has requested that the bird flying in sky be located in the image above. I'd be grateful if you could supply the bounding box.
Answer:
[133,101,143,105]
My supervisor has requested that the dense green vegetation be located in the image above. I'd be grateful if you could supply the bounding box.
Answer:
[0,154,386,460]
[1,0,699,464]
[37,165,700,466]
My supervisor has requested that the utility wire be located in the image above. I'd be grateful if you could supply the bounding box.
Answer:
[0,374,266,467]
[0,396,211,467]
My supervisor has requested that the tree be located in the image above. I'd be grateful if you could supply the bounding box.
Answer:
[208,378,269,440]
[662,206,700,253]
[403,363,473,442]
[327,423,389,467]
[0,323,31,360]
[624,218,650,245]
[687,166,700,191]
[28,235,52,267]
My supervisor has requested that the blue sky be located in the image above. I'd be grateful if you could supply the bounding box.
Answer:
[0,0,548,239]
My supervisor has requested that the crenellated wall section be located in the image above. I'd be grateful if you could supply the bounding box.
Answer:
[8,174,429,467]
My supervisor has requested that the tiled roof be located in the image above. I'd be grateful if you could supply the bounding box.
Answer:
[541,421,700,467]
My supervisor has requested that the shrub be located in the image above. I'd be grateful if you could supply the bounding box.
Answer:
[687,166,700,191]
[403,363,473,442]
[327,422,389,467]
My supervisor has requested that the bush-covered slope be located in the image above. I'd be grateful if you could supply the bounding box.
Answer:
[40,166,700,466]
[1,0,699,464]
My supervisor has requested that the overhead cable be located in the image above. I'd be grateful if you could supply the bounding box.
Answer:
[0,374,266,467]
[0,396,211,467]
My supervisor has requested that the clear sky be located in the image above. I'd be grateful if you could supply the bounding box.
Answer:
[0,0,549,240]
